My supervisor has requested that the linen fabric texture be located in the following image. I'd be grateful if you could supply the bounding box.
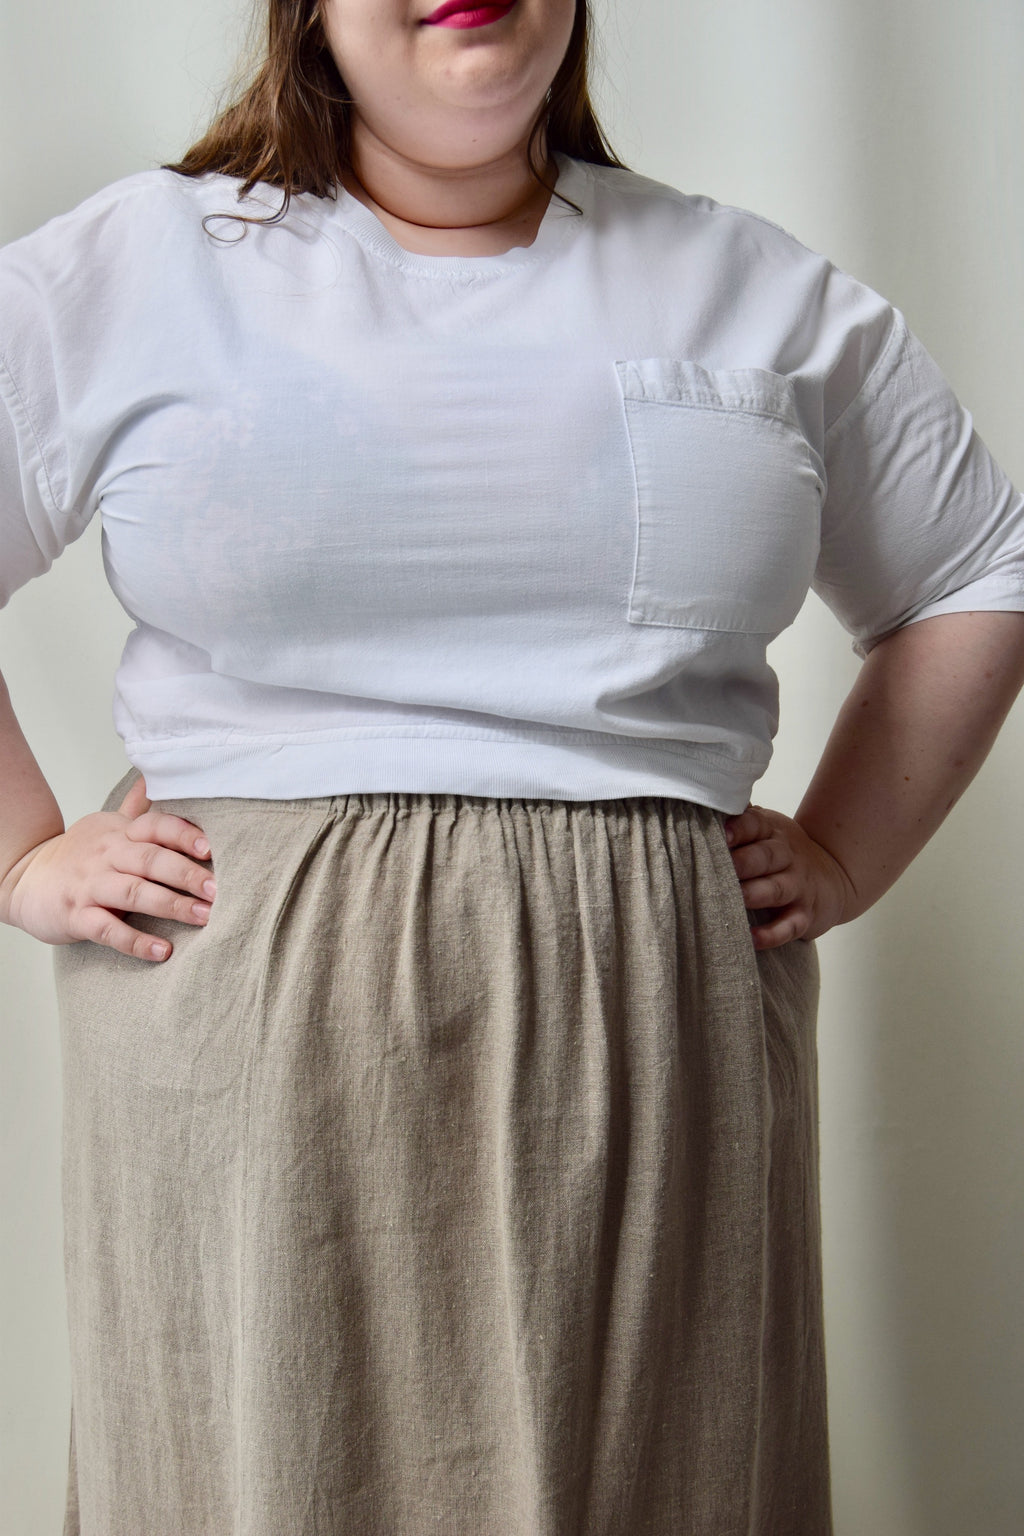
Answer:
[54,769,828,1535]
[3,155,1024,809]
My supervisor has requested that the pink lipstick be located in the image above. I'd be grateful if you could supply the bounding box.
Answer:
[421,1,517,28]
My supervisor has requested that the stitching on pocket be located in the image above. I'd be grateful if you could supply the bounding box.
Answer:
[615,359,823,635]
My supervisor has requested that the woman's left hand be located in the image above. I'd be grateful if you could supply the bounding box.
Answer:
[723,804,856,951]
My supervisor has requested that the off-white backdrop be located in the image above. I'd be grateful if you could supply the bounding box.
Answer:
[2,2,1022,1531]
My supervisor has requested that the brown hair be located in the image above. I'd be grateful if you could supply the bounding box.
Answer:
[162,1,628,237]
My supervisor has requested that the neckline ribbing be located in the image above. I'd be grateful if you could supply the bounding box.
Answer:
[323,151,590,279]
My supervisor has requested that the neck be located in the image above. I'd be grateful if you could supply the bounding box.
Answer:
[343,123,555,233]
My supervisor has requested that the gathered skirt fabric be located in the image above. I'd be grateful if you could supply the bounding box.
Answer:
[53,767,831,1535]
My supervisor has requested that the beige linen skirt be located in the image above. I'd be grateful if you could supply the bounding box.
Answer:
[53,766,831,1535]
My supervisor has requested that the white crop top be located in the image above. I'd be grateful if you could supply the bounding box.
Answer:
[2,152,1023,811]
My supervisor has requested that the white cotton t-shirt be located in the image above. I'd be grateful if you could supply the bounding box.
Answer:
[2,152,1024,811]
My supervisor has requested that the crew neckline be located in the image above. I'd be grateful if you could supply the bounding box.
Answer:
[324,151,590,279]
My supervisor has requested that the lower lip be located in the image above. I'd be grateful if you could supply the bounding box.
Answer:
[426,5,516,27]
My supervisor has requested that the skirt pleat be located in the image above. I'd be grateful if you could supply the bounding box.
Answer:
[53,767,831,1535]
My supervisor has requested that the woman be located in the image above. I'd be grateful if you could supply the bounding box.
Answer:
[2,1,1023,1531]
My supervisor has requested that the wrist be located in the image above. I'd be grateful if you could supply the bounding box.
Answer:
[797,820,861,931]
[0,829,63,928]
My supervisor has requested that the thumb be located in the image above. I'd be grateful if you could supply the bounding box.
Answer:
[116,772,152,820]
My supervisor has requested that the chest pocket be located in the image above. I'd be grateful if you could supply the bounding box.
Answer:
[615,359,824,635]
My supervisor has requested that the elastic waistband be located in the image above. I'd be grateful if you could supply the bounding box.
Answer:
[153,788,723,823]
[106,766,726,829]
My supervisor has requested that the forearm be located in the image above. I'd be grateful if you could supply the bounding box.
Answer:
[0,667,65,912]
[794,610,1024,922]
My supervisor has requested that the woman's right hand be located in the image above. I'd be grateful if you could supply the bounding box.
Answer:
[0,774,215,962]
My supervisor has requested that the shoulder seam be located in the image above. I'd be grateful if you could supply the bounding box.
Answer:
[823,305,903,440]
[2,169,180,246]
[592,169,822,256]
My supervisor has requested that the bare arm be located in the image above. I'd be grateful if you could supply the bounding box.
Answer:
[726,610,1024,949]
[0,666,65,890]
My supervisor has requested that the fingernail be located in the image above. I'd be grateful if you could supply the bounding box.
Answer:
[151,942,169,960]
[202,879,217,900]
[192,902,211,922]
[725,827,735,845]
[194,837,210,857]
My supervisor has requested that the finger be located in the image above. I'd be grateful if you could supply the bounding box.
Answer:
[724,807,770,848]
[99,870,213,927]
[75,905,175,962]
[729,835,794,882]
[108,838,217,904]
[749,906,809,950]
[124,810,212,860]
[116,774,152,820]
[737,870,798,911]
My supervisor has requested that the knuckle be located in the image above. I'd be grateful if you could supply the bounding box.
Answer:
[751,876,782,906]
[123,877,145,908]
[128,812,157,842]
[163,814,193,844]
[782,909,807,943]
[93,916,118,949]
[134,842,159,873]
[754,843,775,876]
[63,908,87,942]
[94,826,117,859]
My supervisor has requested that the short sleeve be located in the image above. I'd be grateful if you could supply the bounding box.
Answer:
[0,250,94,611]
[814,307,1024,656]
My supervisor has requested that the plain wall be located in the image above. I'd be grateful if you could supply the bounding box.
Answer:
[1,1,1022,1531]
